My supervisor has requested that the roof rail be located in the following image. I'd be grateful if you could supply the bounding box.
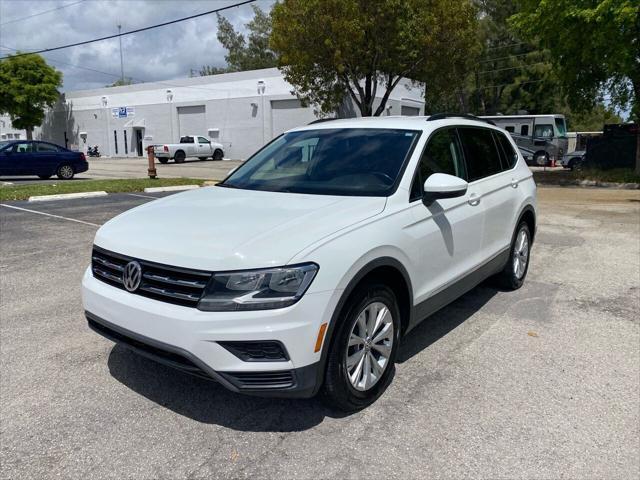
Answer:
[427,113,495,125]
[308,118,338,125]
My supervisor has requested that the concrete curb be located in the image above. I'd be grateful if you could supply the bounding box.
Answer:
[536,180,640,189]
[28,191,108,202]
[143,185,200,193]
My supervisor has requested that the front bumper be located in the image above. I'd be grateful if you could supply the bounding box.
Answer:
[82,268,339,398]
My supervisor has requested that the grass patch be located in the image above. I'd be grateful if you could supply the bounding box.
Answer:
[572,168,640,184]
[0,178,211,201]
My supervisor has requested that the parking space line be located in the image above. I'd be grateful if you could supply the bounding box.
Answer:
[126,193,159,200]
[0,204,100,227]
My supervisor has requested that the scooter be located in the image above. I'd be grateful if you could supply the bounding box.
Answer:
[87,145,100,157]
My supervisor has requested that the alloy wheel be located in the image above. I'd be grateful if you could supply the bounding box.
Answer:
[513,229,529,279]
[59,165,74,179]
[345,301,394,391]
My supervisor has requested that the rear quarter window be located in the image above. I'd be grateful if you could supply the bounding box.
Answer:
[493,131,518,169]
[458,127,502,181]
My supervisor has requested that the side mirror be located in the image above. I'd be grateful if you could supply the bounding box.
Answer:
[422,173,468,206]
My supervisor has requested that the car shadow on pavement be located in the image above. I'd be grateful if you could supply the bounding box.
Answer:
[107,345,348,432]
[397,284,499,363]
[107,282,500,432]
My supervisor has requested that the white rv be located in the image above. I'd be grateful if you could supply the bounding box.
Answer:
[480,114,569,166]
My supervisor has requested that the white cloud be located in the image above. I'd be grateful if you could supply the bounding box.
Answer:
[0,0,274,91]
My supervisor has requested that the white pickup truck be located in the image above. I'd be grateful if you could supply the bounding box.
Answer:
[154,135,224,164]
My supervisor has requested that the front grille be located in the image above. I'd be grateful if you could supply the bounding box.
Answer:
[92,246,211,307]
[218,341,289,362]
[220,370,296,390]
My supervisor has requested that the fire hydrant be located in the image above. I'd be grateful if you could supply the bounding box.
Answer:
[147,145,157,179]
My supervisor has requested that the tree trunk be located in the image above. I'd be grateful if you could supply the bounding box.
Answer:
[26,127,33,140]
[635,128,639,175]
[633,79,640,175]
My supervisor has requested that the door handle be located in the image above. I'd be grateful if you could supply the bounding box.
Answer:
[468,193,481,206]
[511,178,519,188]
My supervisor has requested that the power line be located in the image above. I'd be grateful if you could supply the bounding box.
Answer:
[0,44,255,95]
[1,0,257,59]
[477,62,548,75]
[0,0,86,26]
[478,52,540,64]
[485,42,527,50]
[476,79,545,90]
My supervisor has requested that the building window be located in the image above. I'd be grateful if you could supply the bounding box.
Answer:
[114,130,118,155]
[124,130,128,154]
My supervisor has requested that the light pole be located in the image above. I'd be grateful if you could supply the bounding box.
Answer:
[118,24,124,83]
[101,95,109,156]
[166,89,174,141]
[257,80,266,144]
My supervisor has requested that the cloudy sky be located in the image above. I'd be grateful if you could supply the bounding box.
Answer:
[0,0,274,91]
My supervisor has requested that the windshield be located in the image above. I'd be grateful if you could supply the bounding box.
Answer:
[221,128,420,196]
[554,118,567,137]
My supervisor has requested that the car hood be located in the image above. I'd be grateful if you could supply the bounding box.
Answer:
[94,186,386,270]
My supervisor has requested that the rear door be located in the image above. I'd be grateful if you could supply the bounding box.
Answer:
[34,142,62,176]
[458,127,517,260]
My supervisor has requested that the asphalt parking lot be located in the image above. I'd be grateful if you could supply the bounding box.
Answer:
[1,187,638,479]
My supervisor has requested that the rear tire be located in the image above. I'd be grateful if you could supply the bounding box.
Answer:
[213,149,224,161]
[174,151,186,163]
[56,164,74,180]
[158,158,169,164]
[495,222,531,290]
[321,283,401,412]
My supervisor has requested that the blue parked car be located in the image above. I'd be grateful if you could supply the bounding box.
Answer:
[0,140,89,180]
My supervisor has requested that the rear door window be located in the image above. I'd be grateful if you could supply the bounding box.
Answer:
[36,143,60,152]
[458,127,503,181]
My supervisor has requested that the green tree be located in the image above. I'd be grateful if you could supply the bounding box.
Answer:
[510,0,640,171]
[565,104,623,132]
[270,0,478,116]
[201,5,277,75]
[0,53,62,139]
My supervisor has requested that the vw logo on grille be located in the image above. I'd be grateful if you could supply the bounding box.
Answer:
[122,261,142,292]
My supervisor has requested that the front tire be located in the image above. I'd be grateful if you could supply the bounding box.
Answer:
[496,222,531,290]
[322,283,401,412]
[213,149,224,160]
[56,164,74,180]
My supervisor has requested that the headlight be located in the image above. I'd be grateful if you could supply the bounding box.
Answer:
[197,263,318,311]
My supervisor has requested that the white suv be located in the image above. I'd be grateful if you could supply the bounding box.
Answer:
[82,114,536,411]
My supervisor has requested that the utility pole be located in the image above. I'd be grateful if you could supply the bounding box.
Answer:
[118,24,124,83]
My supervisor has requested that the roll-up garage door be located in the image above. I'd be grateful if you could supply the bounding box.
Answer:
[271,99,316,138]
[401,105,421,116]
[177,105,206,138]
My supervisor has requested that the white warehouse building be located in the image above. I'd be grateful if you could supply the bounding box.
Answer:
[38,68,425,160]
